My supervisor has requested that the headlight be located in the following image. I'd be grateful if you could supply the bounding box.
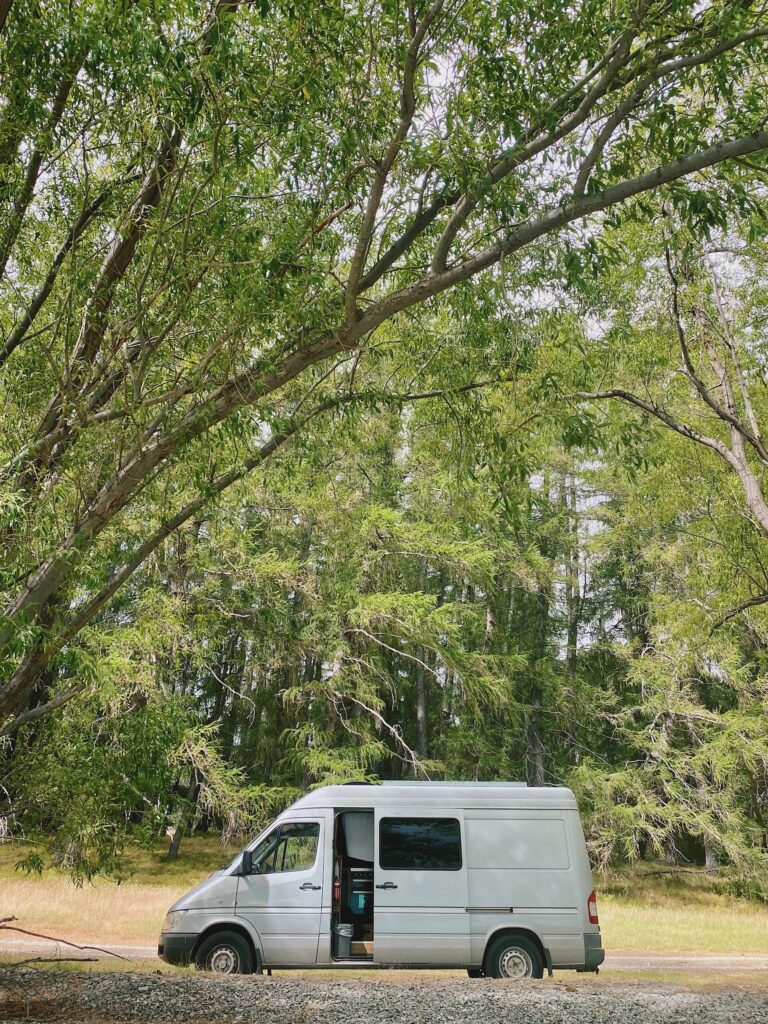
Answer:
[162,910,187,932]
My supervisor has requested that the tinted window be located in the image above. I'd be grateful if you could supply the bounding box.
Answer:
[379,817,462,871]
[253,822,319,874]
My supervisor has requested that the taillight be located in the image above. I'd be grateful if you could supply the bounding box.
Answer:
[587,890,599,925]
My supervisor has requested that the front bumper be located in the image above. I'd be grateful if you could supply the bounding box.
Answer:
[579,932,605,972]
[158,932,197,966]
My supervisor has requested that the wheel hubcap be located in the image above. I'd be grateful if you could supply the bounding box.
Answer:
[208,945,239,973]
[499,947,533,979]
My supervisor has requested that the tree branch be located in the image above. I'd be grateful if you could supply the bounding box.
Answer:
[345,0,444,318]
[709,591,768,634]
[430,0,652,272]
[362,129,768,333]
[0,178,136,370]
[28,0,242,476]
[663,246,768,466]
[0,63,82,280]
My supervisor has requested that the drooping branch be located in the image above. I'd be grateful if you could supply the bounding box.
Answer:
[331,688,428,777]
[570,385,768,539]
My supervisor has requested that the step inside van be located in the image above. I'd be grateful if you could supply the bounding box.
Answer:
[158,781,604,979]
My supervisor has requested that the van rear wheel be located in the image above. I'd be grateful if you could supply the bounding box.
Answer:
[485,934,543,980]
[195,930,253,975]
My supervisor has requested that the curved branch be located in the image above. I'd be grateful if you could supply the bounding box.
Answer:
[571,385,768,537]
[361,129,768,333]
[664,247,768,468]
[709,591,768,634]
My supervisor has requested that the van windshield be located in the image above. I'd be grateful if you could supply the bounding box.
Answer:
[253,822,319,873]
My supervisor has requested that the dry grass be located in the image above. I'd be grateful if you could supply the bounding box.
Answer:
[599,899,768,954]
[1,838,767,955]
[0,875,187,946]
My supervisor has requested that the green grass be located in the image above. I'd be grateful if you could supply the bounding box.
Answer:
[595,863,768,953]
[1,836,767,954]
[0,833,236,888]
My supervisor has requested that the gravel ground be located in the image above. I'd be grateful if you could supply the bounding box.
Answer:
[1,969,767,1024]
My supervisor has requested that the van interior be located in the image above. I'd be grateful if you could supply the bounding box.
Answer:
[332,811,374,960]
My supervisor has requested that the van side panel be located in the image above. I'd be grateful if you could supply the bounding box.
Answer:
[464,810,584,967]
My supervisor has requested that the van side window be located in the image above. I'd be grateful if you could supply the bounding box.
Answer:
[254,822,320,874]
[379,817,462,871]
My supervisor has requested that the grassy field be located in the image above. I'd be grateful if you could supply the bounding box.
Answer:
[1,837,767,954]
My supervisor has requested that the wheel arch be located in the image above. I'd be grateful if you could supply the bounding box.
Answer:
[191,920,262,972]
[483,926,550,975]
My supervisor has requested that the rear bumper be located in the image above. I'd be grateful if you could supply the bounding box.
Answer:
[579,932,605,972]
[158,932,197,966]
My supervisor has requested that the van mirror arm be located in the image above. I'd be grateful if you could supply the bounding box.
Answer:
[241,849,253,875]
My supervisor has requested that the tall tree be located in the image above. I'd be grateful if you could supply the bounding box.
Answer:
[2,0,767,730]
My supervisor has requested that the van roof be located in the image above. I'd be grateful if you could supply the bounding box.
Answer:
[289,781,578,812]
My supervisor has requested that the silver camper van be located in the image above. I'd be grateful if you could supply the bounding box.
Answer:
[158,781,604,979]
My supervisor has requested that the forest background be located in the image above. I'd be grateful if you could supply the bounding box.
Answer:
[1,0,768,896]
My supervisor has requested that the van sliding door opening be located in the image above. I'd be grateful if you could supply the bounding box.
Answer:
[332,811,375,959]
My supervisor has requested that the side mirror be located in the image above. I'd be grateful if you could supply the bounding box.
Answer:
[241,849,253,875]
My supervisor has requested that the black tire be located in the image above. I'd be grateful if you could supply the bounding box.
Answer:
[484,934,544,980]
[467,968,485,978]
[194,930,254,975]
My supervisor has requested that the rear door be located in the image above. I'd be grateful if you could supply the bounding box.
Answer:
[373,807,469,965]
[236,815,326,965]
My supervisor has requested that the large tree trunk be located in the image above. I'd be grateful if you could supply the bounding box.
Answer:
[414,660,429,761]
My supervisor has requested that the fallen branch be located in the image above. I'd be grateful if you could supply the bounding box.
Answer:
[641,867,719,876]
[0,920,129,961]
[6,956,99,967]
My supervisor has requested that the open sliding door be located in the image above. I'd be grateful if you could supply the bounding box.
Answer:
[373,807,469,965]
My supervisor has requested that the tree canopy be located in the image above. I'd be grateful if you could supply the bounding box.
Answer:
[1,0,768,880]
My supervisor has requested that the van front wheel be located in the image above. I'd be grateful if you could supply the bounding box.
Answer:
[485,934,544,980]
[195,930,253,975]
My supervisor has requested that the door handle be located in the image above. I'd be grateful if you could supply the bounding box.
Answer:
[375,881,398,890]
[299,882,321,890]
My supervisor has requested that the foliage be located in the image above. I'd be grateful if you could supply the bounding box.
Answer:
[1,1,768,880]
